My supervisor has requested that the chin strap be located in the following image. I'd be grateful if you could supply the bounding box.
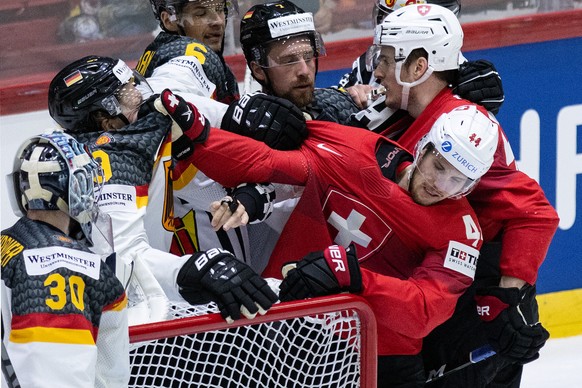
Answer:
[395,61,434,111]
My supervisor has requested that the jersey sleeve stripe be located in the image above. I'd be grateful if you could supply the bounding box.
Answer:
[10,326,96,345]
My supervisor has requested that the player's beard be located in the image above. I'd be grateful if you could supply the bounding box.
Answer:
[271,75,315,109]
[408,169,446,206]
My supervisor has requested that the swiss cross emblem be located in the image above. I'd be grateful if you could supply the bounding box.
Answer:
[417,5,431,16]
[469,133,482,147]
[322,189,392,261]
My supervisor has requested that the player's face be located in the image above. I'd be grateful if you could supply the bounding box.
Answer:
[178,0,226,52]
[373,46,410,111]
[408,146,471,206]
[260,37,316,108]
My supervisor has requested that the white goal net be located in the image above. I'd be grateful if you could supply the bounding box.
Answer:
[128,294,377,388]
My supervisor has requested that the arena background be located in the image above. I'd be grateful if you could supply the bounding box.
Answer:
[1,1,581,339]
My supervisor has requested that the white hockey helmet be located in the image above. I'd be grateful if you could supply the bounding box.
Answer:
[374,0,461,26]
[414,105,499,197]
[374,3,463,72]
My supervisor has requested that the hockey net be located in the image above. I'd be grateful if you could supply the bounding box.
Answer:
[129,294,377,388]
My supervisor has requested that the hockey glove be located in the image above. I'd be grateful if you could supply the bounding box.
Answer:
[475,284,549,364]
[228,183,276,223]
[279,244,362,302]
[221,92,308,150]
[453,59,505,115]
[137,94,160,118]
[177,248,279,322]
[154,88,210,160]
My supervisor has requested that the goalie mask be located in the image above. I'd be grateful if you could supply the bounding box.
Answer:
[240,0,325,70]
[49,56,153,133]
[410,105,498,201]
[8,131,105,244]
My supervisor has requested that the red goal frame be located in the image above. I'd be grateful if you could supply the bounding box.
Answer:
[129,294,378,388]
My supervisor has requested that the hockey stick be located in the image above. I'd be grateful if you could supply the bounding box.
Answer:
[1,320,20,388]
[425,344,496,384]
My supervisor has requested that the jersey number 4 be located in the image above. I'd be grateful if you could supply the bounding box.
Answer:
[462,214,482,248]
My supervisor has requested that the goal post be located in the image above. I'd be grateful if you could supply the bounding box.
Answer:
[129,294,378,387]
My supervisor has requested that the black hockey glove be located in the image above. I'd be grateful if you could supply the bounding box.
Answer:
[475,284,549,364]
[221,92,308,150]
[279,244,362,302]
[155,88,210,160]
[177,248,279,322]
[227,183,276,223]
[453,59,505,115]
[137,94,160,118]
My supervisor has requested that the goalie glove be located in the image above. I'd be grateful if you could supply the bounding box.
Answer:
[475,284,549,364]
[453,59,505,115]
[154,88,210,160]
[221,92,308,150]
[227,183,276,223]
[177,248,279,322]
[279,244,362,302]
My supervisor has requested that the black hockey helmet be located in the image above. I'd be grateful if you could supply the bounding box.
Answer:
[49,55,152,133]
[373,0,461,26]
[240,0,325,68]
[149,0,238,32]
[9,131,104,242]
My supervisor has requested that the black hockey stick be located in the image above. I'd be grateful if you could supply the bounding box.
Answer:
[425,344,496,384]
[1,320,21,388]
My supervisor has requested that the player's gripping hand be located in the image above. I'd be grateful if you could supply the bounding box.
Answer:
[221,92,308,150]
[177,248,279,323]
[154,88,210,160]
[475,284,549,364]
[279,244,362,302]
[453,59,504,115]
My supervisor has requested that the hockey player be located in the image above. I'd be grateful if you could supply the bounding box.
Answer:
[341,0,505,133]
[153,87,498,386]
[1,131,129,387]
[239,0,362,124]
[139,0,240,103]
[367,5,556,386]
[48,56,279,325]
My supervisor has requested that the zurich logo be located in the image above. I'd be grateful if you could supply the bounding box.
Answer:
[441,141,452,153]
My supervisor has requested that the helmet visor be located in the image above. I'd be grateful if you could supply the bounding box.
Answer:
[173,0,237,26]
[261,33,325,68]
[415,145,477,199]
[100,71,153,124]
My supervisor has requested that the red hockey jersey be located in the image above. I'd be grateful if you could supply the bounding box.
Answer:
[384,89,559,285]
[192,120,483,355]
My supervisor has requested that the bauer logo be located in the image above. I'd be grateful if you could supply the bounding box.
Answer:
[404,28,430,36]
[443,241,479,279]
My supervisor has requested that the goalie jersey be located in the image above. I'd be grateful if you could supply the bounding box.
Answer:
[1,217,129,388]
